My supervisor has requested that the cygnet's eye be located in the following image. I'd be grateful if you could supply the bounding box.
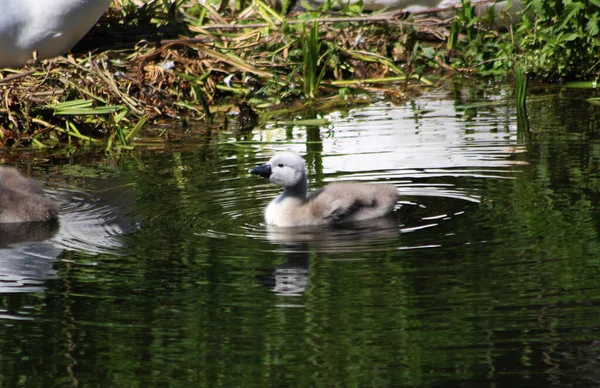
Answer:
[277,163,284,168]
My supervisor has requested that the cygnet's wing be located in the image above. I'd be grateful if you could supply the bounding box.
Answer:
[306,188,357,223]
[307,182,398,224]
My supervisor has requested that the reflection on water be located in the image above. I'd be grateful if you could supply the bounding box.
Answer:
[0,220,59,249]
[265,215,400,246]
[257,218,401,297]
[3,85,600,386]
[0,221,61,293]
[256,246,310,297]
[0,181,136,293]
[256,195,476,297]
[51,186,135,254]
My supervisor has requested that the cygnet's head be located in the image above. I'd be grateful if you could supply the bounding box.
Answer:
[250,152,306,187]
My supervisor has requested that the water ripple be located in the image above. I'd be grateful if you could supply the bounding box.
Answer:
[50,187,135,255]
[196,96,521,252]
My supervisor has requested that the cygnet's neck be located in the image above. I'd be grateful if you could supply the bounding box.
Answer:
[279,175,308,201]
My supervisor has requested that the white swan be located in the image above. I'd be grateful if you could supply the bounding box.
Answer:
[0,0,113,68]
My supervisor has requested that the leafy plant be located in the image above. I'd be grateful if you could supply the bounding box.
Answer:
[446,0,600,80]
[518,0,600,80]
[302,22,328,98]
[515,64,527,112]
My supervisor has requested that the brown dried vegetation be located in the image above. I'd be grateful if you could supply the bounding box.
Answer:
[0,0,456,150]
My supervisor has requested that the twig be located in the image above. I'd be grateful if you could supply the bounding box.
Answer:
[29,89,66,97]
[0,70,36,84]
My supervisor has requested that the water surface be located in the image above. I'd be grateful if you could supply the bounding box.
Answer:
[1,84,600,386]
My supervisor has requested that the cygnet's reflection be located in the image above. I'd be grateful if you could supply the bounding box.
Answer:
[257,245,310,296]
[0,180,137,294]
[265,214,400,247]
[0,220,59,249]
[258,216,400,296]
[0,221,62,293]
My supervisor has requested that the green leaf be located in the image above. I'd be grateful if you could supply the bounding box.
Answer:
[586,17,600,35]
[557,2,585,31]
[560,32,581,42]
[49,99,124,115]
[564,81,598,89]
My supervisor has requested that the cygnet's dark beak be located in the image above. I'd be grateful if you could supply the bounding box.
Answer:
[249,164,272,179]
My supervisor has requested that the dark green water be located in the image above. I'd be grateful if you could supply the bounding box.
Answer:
[2,85,600,387]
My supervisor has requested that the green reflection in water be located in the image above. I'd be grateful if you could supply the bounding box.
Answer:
[2,88,600,387]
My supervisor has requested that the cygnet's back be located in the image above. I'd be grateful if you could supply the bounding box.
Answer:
[307,182,399,224]
[0,167,58,223]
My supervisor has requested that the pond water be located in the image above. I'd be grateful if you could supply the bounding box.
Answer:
[2,83,600,386]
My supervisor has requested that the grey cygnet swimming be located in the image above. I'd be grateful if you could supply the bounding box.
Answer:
[250,152,398,227]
